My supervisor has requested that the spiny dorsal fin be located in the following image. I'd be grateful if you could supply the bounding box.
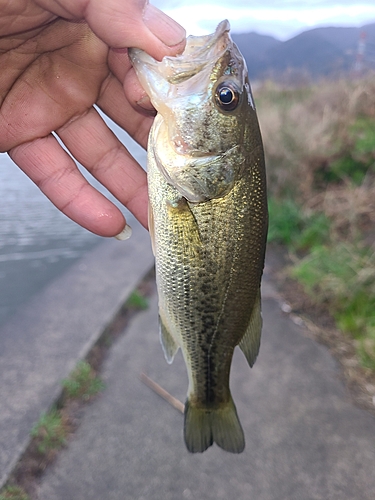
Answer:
[159,317,179,364]
[239,289,262,368]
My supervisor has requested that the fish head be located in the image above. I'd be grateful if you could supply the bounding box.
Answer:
[129,20,260,202]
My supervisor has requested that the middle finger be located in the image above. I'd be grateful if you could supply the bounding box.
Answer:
[56,104,149,227]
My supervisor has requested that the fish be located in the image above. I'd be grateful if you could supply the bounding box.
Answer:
[129,19,268,454]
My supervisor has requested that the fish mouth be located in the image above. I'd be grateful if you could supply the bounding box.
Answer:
[130,19,230,78]
[159,19,231,84]
[128,20,231,104]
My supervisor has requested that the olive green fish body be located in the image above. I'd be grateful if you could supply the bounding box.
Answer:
[130,20,268,453]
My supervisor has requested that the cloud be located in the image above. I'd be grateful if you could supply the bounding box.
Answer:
[152,1,375,39]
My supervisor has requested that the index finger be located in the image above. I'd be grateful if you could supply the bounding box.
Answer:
[56,104,149,227]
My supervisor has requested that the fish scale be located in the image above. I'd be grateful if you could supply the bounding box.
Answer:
[130,20,268,453]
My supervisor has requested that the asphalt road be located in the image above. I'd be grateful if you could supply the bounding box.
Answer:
[36,269,375,500]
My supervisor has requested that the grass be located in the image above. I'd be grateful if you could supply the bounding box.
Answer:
[257,74,375,373]
[322,117,375,185]
[62,361,104,400]
[266,191,374,373]
[257,76,375,198]
[30,407,67,456]
[0,359,106,496]
[125,290,149,310]
[0,486,29,500]
[291,242,375,368]
[268,197,330,251]
[31,361,105,457]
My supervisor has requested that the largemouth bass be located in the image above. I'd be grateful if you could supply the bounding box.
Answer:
[130,20,268,454]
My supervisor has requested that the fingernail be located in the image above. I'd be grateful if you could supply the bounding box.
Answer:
[115,224,132,240]
[143,4,185,47]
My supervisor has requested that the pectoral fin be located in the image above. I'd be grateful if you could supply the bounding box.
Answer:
[167,198,202,259]
[159,317,179,364]
[239,289,262,368]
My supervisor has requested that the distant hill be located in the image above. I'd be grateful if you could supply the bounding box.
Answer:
[231,32,281,78]
[232,22,375,80]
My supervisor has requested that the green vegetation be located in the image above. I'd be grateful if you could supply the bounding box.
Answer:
[322,117,375,185]
[268,198,330,251]
[30,407,67,455]
[258,75,375,371]
[292,244,375,369]
[125,290,149,310]
[258,77,375,198]
[0,486,29,500]
[62,361,104,400]
[31,362,104,457]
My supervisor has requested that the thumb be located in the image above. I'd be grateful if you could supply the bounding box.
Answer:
[85,1,186,60]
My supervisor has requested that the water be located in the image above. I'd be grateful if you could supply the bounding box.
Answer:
[0,114,147,326]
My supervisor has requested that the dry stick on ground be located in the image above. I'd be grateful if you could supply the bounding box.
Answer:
[140,373,185,414]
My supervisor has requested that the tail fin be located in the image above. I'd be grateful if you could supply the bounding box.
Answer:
[184,397,245,453]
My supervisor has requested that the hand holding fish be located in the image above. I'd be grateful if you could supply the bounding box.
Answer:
[0,0,185,236]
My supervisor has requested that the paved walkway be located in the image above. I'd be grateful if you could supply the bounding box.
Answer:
[35,264,375,500]
[0,222,154,489]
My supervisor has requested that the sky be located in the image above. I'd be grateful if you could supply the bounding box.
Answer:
[153,1,375,40]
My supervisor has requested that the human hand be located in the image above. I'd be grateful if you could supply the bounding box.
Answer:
[0,0,185,236]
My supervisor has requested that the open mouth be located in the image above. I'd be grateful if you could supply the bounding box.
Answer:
[129,20,232,116]
[161,20,231,84]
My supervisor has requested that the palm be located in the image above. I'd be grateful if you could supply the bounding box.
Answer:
[2,19,111,144]
[0,0,183,235]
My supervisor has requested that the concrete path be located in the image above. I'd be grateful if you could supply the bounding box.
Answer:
[36,267,375,500]
[0,222,154,489]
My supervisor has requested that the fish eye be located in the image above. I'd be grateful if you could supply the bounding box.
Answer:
[215,82,240,111]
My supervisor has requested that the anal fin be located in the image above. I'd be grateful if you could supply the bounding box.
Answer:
[239,289,262,368]
[159,317,179,364]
